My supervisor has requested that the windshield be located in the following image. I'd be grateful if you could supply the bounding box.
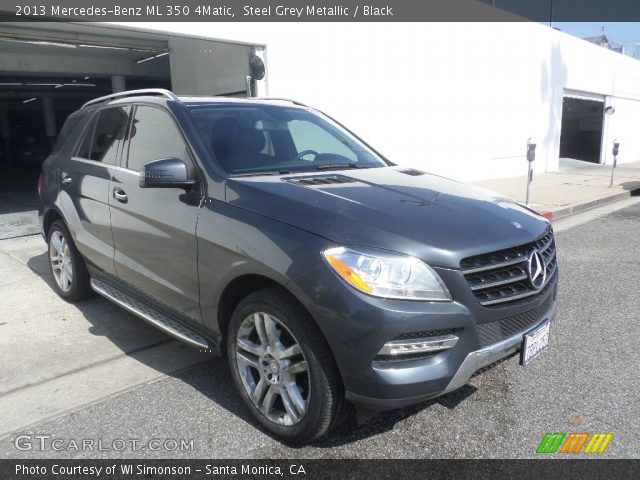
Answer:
[187,104,387,175]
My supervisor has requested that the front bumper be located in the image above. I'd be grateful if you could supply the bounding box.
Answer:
[347,299,557,409]
[289,262,558,411]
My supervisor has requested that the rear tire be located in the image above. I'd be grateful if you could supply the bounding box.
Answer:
[227,287,347,444]
[47,220,92,302]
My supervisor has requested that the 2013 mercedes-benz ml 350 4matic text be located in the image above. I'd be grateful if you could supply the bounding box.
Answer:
[38,89,557,443]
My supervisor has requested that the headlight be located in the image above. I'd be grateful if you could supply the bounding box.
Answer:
[322,246,451,301]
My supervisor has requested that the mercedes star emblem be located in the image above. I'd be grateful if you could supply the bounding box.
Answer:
[527,249,546,290]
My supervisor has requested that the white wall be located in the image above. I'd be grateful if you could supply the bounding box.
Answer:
[117,22,640,181]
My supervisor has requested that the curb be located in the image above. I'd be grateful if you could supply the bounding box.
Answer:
[539,187,640,222]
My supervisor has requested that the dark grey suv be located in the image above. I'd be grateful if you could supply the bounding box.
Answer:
[38,89,557,443]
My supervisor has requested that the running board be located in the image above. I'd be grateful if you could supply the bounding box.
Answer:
[90,278,212,350]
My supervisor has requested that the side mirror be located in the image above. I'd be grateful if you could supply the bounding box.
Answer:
[139,157,195,189]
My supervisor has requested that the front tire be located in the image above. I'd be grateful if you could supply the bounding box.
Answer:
[47,220,92,301]
[227,287,347,444]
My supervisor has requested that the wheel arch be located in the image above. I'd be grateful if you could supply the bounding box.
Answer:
[217,273,288,343]
[42,207,65,237]
[215,273,338,370]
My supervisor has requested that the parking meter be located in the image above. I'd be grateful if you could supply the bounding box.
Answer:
[526,137,537,204]
[610,139,620,187]
[527,137,537,163]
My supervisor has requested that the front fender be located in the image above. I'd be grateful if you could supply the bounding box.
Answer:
[196,198,333,333]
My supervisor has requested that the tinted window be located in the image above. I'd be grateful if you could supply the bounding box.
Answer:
[188,104,386,174]
[126,106,190,173]
[52,113,82,155]
[76,115,98,160]
[76,107,129,164]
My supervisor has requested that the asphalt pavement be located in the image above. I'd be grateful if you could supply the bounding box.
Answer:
[1,199,638,459]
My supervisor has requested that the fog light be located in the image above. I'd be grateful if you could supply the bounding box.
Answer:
[378,334,459,356]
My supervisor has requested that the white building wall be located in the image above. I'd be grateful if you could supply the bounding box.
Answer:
[119,22,640,181]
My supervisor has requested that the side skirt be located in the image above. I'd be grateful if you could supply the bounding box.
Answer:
[90,277,218,352]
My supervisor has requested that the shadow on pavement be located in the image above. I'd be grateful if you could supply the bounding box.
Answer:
[620,181,640,194]
[308,385,478,448]
[25,251,196,373]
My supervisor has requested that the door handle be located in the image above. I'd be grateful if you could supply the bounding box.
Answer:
[113,188,128,203]
[61,172,72,185]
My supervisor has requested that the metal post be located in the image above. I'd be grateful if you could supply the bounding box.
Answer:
[526,163,533,204]
[526,137,537,205]
[609,139,620,187]
[245,75,253,98]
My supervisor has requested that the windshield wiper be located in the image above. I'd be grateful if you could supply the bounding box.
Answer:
[315,163,371,171]
[230,170,293,177]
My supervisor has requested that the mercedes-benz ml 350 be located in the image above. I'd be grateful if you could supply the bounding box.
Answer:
[38,89,558,443]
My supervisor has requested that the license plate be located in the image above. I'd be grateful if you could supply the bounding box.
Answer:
[521,320,550,366]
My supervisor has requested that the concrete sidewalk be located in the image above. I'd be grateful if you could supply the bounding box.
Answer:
[0,235,208,437]
[0,192,40,240]
[473,158,640,220]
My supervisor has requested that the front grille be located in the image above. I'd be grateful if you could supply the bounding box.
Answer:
[460,228,557,306]
[476,288,555,347]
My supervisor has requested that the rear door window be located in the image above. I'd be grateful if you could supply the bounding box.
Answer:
[75,106,129,165]
[52,114,83,155]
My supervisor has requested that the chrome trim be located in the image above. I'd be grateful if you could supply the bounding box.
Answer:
[444,299,558,393]
[478,261,557,306]
[378,334,459,356]
[462,256,526,274]
[547,260,558,277]
[480,289,540,306]
[462,231,554,276]
[470,274,528,291]
[543,248,556,266]
[82,89,179,109]
[539,236,553,254]
[479,282,553,306]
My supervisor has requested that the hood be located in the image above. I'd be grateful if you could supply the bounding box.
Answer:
[225,166,549,269]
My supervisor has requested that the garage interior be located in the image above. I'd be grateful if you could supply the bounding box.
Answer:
[0,22,261,238]
[559,96,605,164]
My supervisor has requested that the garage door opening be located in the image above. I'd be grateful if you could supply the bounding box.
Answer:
[559,96,604,164]
[0,74,172,194]
[0,22,263,238]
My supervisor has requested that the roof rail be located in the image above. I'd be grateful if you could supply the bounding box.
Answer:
[254,97,309,108]
[81,89,179,110]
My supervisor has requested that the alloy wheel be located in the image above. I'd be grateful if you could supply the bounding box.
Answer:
[234,312,310,426]
[49,230,73,292]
